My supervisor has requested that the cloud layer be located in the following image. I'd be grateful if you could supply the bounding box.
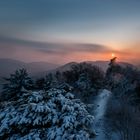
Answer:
[0,36,139,64]
[0,36,111,64]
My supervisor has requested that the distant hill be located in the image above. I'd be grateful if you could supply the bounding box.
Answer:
[0,59,26,78]
[49,60,135,74]
[137,65,140,70]
[0,59,59,79]
[0,58,137,81]
[54,62,78,72]
[85,61,109,71]
[25,62,59,74]
[52,61,109,73]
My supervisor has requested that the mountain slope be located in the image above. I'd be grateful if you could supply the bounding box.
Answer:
[51,61,135,73]
[0,59,59,78]
[0,59,26,78]
[0,59,136,80]
[25,62,59,74]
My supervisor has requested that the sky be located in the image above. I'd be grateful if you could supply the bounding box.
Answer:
[0,0,140,64]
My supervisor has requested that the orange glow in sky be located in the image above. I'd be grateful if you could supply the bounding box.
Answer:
[111,53,115,57]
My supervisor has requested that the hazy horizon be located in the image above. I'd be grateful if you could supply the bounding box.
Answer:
[0,57,138,67]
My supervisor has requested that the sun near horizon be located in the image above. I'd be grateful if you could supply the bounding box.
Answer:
[111,53,115,57]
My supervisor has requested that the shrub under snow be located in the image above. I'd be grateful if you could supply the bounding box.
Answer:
[0,88,95,140]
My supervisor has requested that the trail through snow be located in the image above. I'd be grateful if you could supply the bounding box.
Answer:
[93,89,111,140]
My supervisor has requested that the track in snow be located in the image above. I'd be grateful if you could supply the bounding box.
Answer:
[93,89,111,140]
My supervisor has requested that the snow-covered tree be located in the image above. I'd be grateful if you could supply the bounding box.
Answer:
[76,73,97,101]
[0,88,95,140]
[62,63,105,100]
[2,69,33,101]
[44,73,53,91]
[35,78,45,90]
[76,73,91,91]
[105,59,140,140]
[106,57,123,82]
[63,63,105,88]
[34,73,55,91]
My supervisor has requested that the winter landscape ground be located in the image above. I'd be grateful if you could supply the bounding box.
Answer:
[0,57,140,140]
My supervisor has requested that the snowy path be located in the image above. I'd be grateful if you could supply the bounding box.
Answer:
[92,89,111,140]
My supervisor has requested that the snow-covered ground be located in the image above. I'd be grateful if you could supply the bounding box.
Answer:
[92,89,111,140]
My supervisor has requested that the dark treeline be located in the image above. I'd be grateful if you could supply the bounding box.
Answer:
[105,58,140,140]
[0,62,106,102]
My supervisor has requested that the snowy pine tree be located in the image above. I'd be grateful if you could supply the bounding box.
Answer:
[2,69,33,101]
[0,88,95,140]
